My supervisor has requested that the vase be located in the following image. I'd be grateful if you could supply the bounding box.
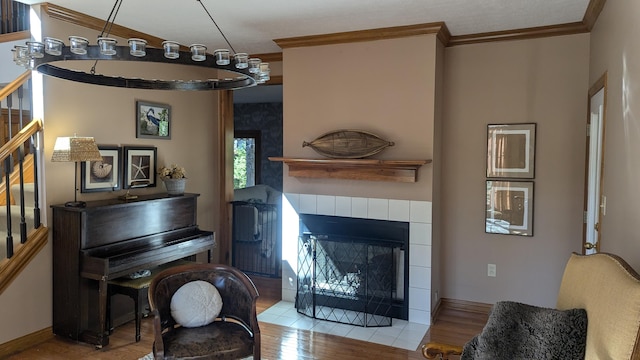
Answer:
[162,178,186,196]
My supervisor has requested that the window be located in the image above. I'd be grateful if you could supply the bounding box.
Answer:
[234,130,261,189]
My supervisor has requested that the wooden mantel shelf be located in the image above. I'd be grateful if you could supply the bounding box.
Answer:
[269,157,431,183]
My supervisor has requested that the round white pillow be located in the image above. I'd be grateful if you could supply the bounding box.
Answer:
[170,280,223,328]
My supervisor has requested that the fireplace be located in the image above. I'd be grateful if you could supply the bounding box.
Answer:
[296,214,409,326]
[280,193,433,326]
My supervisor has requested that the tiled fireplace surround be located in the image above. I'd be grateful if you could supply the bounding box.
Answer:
[280,193,433,325]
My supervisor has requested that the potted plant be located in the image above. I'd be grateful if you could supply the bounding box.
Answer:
[157,164,187,195]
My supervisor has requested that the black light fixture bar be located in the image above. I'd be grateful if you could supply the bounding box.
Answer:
[31,45,257,91]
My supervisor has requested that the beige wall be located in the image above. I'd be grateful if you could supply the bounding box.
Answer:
[4,0,636,346]
[0,11,222,343]
[588,1,640,269]
[441,34,590,307]
[282,35,437,201]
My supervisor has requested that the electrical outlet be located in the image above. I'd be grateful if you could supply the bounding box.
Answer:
[488,263,497,277]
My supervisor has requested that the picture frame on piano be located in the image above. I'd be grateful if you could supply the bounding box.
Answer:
[80,145,122,193]
[123,146,157,189]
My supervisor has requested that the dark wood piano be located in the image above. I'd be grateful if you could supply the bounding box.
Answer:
[52,193,215,347]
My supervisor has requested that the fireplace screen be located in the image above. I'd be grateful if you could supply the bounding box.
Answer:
[296,233,395,327]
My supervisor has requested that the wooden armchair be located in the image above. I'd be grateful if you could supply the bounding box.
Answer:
[423,252,640,359]
[148,263,260,360]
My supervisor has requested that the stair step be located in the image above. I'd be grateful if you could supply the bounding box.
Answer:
[10,183,35,208]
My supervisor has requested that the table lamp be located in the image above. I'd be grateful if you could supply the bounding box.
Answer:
[51,136,103,207]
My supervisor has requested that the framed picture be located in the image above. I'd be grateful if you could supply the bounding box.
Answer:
[80,145,121,193]
[485,180,534,236]
[486,123,536,178]
[123,146,157,189]
[136,100,171,139]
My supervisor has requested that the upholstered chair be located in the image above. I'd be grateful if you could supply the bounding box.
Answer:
[148,263,260,360]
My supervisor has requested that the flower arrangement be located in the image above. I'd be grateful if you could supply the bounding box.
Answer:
[158,164,186,179]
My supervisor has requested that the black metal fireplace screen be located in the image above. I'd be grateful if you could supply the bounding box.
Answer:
[296,214,409,327]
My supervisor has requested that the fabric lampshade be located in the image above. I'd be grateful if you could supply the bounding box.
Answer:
[51,136,102,162]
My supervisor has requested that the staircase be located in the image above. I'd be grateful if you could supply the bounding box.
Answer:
[0,71,48,295]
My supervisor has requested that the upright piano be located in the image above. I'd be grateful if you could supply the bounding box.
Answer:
[52,193,215,347]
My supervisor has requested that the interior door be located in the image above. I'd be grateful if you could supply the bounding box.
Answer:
[583,74,607,254]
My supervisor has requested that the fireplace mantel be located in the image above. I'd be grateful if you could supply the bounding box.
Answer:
[269,157,431,182]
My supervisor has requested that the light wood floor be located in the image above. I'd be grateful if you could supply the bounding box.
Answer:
[7,276,487,360]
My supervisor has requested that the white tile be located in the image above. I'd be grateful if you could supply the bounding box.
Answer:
[391,318,409,329]
[281,288,296,302]
[404,322,430,332]
[281,267,296,290]
[271,301,295,310]
[389,200,411,221]
[400,326,430,342]
[299,194,317,214]
[284,193,300,213]
[409,287,430,312]
[410,223,432,246]
[291,316,316,330]
[410,201,432,223]
[330,322,355,337]
[316,195,336,215]
[257,312,280,323]
[258,301,426,351]
[409,244,431,267]
[408,309,431,325]
[351,197,368,218]
[369,332,397,347]
[409,266,431,289]
[374,325,404,338]
[311,320,336,334]
[345,326,373,342]
[368,198,389,220]
[335,196,352,217]
[269,315,299,327]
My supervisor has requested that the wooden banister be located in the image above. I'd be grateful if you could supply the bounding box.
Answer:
[0,70,31,100]
[0,118,41,162]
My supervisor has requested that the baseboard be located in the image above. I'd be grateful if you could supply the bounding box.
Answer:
[440,298,493,315]
[0,327,54,358]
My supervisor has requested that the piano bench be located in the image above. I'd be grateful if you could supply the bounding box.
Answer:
[107,259,194,342]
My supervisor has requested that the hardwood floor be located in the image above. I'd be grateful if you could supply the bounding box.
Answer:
[7,276,487,360]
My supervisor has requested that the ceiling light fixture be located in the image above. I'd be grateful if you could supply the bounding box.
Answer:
[12,0,270,91]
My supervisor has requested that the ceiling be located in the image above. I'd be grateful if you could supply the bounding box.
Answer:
[20,0,592,55]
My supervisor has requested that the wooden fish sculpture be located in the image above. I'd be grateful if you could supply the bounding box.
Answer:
[303,130,395,159]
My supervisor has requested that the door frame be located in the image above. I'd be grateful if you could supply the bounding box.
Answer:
[582,72,607,254]
[218,76,283,265]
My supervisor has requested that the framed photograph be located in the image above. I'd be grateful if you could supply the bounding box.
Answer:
[80,145,121,193]
[136,100,171,139]
[486,123,536,178]
[123,146,157,189]
[485,180,534,236]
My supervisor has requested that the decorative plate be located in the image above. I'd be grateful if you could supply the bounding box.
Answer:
[303,130,394,159]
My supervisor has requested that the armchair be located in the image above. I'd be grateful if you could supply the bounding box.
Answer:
[423,252,640,360]
[148,263,260,360]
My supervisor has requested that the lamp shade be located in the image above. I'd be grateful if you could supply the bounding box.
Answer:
[51,136,103,162]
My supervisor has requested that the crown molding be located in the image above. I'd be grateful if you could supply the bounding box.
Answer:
[274,22,449,49]
[583,0,607,31]
[447,22,589,47]
[39,0,605,56]
[40,3,185,50]
[252,52,283,63]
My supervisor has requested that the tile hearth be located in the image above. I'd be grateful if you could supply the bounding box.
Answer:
[258,301,429,351]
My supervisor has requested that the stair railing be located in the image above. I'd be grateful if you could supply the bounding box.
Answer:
[0,70,42,259]
[0,0,29,35]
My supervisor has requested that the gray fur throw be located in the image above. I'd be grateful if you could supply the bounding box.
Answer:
[461,301,587,360]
